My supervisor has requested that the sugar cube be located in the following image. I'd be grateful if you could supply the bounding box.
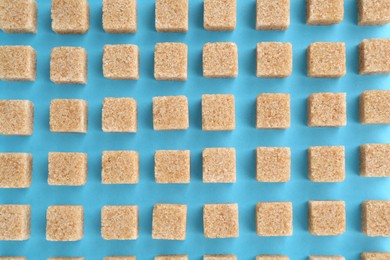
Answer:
[155,150,190,184]
[46,205,84,241]
[102,151,139,184]
[306,0,344,25]
[204,256,236,260]
[256,202,293,236]
[361,252,390,260]
[0,0,37,33]
[308,93,347,127]
[358,0,390,26]
[0,153,32,188]
[154,43,188,80]
[0,205,30,240]
[203,148,236,183]
[0,100,34,136]
[155,256,188,260]
[256,0,290,30]
[203,203,239,238]
[360,90,390,124]
[256,43,292,78]
[153,96,189,130]
[256,147,291,183]
[48,152,88,186]
[204,0,236,31]
[101,205,138,240]
[103,0,137,33]
[102,98,137,132]
[51,0,89,34]
[256,256,289,260]
[308,201,346,236]
[256,93,290,129]
[152,203,187,240]
[359,39,390,75]
[203,43,238,78]
[361,144,390,177]
[155,0,188,32]
[362,200,390,236]
[202,94,235,131]
[103,45,139,80]
[50,99,88,133]
[308,146,345,182]
[0,46,36,81]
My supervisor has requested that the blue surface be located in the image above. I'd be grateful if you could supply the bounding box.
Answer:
[1,0,390,259]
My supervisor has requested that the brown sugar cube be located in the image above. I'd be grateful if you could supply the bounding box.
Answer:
[155,0,188,32]
[308,146,345,182]
[202,94,235,131]
[48,152,87,186]
[50,47,88,84]
[360,90,390,124]
[155,150,190,184]
[0,46,36,81]
[51,0,89,34]
[256,0,290,30]
[102,151,139,184]
[308,93,347,127]
[358,0,390,25]
[153,96,189,130]
[362,200,390,236]
[0,100,34,136]
[309,257,345,260]
[359,39,390,74]
[152,203,187,240]
[203,43,238,78]
[361,144,390,177]
[49,258,84,260]
[307,42,346,78]
[155,256,188,260]
[256,94,290,129]
[102,98,137,132]
[50,99,88,133]
[104,257,136,260]
[101,205,138,240]
[204,0,236,31]
[306,0,344,25]
[203,203,239,238]
[154,43,188,81]
[256,256,289,260]
[46,205,84,241]
[0,153,32,188]
[0,205,30,240]
[203,148,236,183]
[0,0,37,33]
[204,255,236,260]
[103,45,139,80]
[308,200,346,236]
[256,147,291,183]
[361,252,390,260]
[0,258,26,260]
[103,0,137,33]
[256,202,292,236]
[256,43,292,78]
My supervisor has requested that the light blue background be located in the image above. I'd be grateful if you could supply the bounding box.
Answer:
[0,0,390,259]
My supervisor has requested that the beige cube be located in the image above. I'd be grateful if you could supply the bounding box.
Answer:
[48,152,88,186]
[309,257,345,260]
[308,93,346,127]
[152,203,187,240]
[102,151,139,184]
[0,0,37,33]
[0,205,30,240]
[154,43,187,80]
[49,258,84,260]
[204,256,236,260]
[204,0,236,31]
[203,43,238,78]
[46,205,84,241]
[155,256,188,260]
[307,42,346,78]
[203,203,239,238]
[360,90,390,124]
[361,252,390,260]
[203,148,236,183]
[50,99,88,133]
[0,258,26,260]
[103,0,137,33]
[101,205,138,240]
[308,146,345,182]
[0,153,32,188]
[306,0,344,25]
[361,144,390,177]
[102,98,137,132]
[51,0,89,34]
[362,200,390,236]
[256,202,293,236]
[202,94,235,131]
[256,0,290,30]
[308,201,346,236]
[256,256,289,260]
[358,0,390,25]
[257,94,290,129]
[153,96,189,130]
[359,39,390,74]
[50,47,88,84]
[104,257,136,260]
[155,0,188,32]
[103,45,139,80]
[256,147,290,182]
[256,42,292,78]
[0,100,34,136]
[154,150,190,184]
[0,46,36,81]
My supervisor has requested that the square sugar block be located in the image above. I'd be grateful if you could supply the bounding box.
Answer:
[102,98,137,132]
[154,150,190,184]
[155,0,188,32]
[203,148,236,183]
[306,0,344,25]
[256,256,289,260]
[48,152,88,186]
[362,200,390,236]
[50,99,88,133]
[0,153,32,188]
[309,257,345,260]
[203,42,238,78]
[0,258,26,260]
[103,0,137,33]
[0,100,34,136]
[0,0,37,33]
[202,94,235,131]
[204,256,236,260]
[256,147,291,183]
[154,43,188,80]
[51,0,89,34]
[104,257,136,260]
[0,205,30,240]
[103,45,139,80]
[360,90,390,124]
[204,0,236,31]
[358,0,390,25]
[308,146,345,182]
[256,93,290,129]
[46,205,84,241]
[0,46,36,81]
[308,92,347,127]
[203,203,239,238]
[49,258,84,260]
[308,201,346,236]
[361,252,390,260]
[359,39,390,74]
[256,202,293,236]
[102,151,139,184]
[256,0,290,30]
[101,205,138,240]
[361,144,390,177]
[152,203,187,240]
[153,96,189,130]
[256,42,292,78]
[307,42,346,78]
[155,256,188,260]
[50,47,88,84]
